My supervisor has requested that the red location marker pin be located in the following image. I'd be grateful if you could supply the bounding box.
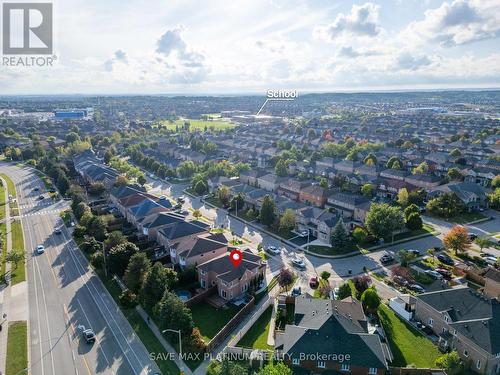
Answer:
[229,249,243,268]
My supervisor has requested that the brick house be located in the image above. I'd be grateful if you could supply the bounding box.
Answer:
[170,232,228,269]
[275,294,388,374]
[278,179,309,200]
[299,185,329,207]
[197,249,265,301]
[414,287,500,374]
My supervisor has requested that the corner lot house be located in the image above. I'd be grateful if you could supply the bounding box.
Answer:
[415,287,500,374]
[197,249,265,301]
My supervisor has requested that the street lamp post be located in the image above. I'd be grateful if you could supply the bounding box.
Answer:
[162,328,183,362]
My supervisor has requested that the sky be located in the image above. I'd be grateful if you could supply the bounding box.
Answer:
[1,0,500,94]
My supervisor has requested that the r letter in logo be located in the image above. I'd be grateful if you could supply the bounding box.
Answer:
[3,3,53,54]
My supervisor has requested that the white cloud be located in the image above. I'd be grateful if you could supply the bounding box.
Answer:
[315,3,382,41]
[404,0,500,46]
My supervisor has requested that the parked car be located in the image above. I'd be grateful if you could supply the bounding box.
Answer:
[409,249,421,256]
[393,275,409,286]
[437,253,454,266]
[298,230,309,238]
[291,257,306,270]
[177,196,185,203]
[331,287,339,300]
[291,286,301,297]
[265,246,280,256]
[435,268,452,278]
[380,254,395,264]
[54,228,62,235]
[36,245,45,254]
[82,328,96,344]
[409,284,426,293]
[468,233,478,241]
[484,256,498,266]
[309,276,319,288]
[34,187,40,192]
[425,270,443,280]
[38,195,45,200]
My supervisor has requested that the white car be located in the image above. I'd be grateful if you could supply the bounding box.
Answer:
[36,245,45,254]
[265,246,281,256]
[484,256,498,266]
[291,257,306,270]
[298,230,309,238]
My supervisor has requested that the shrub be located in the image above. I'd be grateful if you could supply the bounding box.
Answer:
[119,289,138,308]
[90,251,104,269]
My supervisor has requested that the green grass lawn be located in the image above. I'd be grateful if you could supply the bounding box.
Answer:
[0,223,7,283]
[191,302,241,342]
[390,224,435,242]
[0,182,6,221]
[10,220,25,284]
[378,304,440,368]
[307,243,359,256]
[446,212,486,224]
[0,173,17,198]
[5,320,28,375]
[159,118,236,132]
[237,306,273,350]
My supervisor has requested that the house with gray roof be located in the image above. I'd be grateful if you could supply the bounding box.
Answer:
[197,249,265,301]
[415,287,500,374]
[276,294,388,374]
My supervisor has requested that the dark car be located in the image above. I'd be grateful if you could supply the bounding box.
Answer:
[393,275,409,286]
[34,187,40,192]
[409,284,426,293]
[82,328,96,344]
[54,228,62,235]
[435,268,452,278]
[437,253,454,266]
[409,249,421,256]
[380,254,395,264]
[309,276,319,288]
[469,233,478,241]
[38,195,45,200]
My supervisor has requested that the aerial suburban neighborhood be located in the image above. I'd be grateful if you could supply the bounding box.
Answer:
[1,1,500,375]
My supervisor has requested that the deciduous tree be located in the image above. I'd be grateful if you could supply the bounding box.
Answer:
[443,226,471,255]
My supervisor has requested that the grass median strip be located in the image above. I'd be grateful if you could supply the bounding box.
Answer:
[5,320,28,375]
[10,220,25,284]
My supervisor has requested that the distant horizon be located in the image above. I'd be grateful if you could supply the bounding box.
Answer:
[2,86,500,98]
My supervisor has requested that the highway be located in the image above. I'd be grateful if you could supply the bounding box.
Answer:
[1,163,161,375]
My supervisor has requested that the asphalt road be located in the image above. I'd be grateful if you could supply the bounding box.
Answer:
[148,177,500,294]
[1,164,161,375]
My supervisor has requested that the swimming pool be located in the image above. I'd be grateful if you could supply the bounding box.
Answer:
[175,290,192,302]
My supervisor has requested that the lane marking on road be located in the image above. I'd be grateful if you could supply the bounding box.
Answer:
[63,303,91,375]
[61,229,150,375]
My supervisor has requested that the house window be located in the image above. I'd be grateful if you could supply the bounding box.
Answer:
[369,369,378,375]
[317,361,325,369]
[428,318,434,327]
[200,279,205,288]
[444,315,449,323]
[476,360,481,369]
[341,364,350,372]
[464,350,469,357]
[221,290,227,299]
[292,358,300,365]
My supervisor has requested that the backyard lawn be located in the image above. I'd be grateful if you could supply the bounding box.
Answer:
[237,306,273,350]
[191,302,241,342]
[378,304,440,368]
[5,320,28,375]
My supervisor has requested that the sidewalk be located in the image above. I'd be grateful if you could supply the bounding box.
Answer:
[0,174,30,375]
[114,277,193,374]
[0,176,13,373]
